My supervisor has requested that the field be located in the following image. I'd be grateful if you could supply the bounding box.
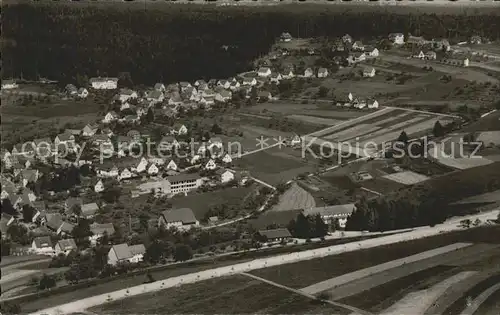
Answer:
[169,186,255,220]
[382,170,430,185]
[270,182,315,212]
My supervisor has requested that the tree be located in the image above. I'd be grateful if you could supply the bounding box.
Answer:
[211,123,222,134]
[432,121,445,137]
[173,244,193,262]
[310,214,328,238]
[71,219,92,248]
[397,130,409,144]
[22,205,36,223]
[1,239,12,256]
[0,302,21,314]
[38,273,57,290]
[317,86,329,98]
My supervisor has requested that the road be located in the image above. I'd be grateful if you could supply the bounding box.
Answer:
[459,282,500,315]
[29,210,499,315]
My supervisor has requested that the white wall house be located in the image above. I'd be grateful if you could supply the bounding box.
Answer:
[205,159,217,170]
[166,160,178,171]
[107,243,146,266]
[222,153,232,164]
[54,239,77,256]
[90,77,118,90]
[257,67,272,78]
[158,208,199,230]
[31,236,54,256]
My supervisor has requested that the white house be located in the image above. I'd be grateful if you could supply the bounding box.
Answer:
[317,68,329,78]
[135,157,149,173]
[270,73,282,84]
[171,124,188,136]
[348,92,354,102]
[368,100,379,109]
[205,159,217,170]
[242,77,257,86]
[229,81,240,91]
[102,111,119,123]
[90,223,115,246]
[303,68,314,78]
[54,239,77,256]
[166,159,178,171]
[208,137,223,150]
[147,163,159,175]
[77,88,89,99]
[98,166,119,178]
[363,67,376,78]
[222,153,232,164]
[217,80,231,89]
[303,204,356,229]
[190,154,201,165]
[82,124,98,137]
[107,243,146,266]
[367,47,379,57]
[282,69,294,79]
[257,67,272,78]
[415,50,425,59]
[280,32,292,42]
[215,90,232,103]
[31,236,54,256]
[2,80,19,90]
[158,208,199,230]
[290,135,302,146]
[217,169,235,184]
[154,83,166,92]
[352,41,365,51]
[94,179,105,193]
[118,89,138,103]
[89,77,118,90]
[118,168,133,181]
[388,33,405,45]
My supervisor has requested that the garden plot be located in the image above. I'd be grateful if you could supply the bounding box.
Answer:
[380,271,477,315]
[370,112,414,127]
[287,114,341,126]
[323,124,379,141]
[382,171,430,185]
[271,183,316,212]
[300,242,472,295]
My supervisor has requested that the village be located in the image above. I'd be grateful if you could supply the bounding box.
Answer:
[1,28,500,302]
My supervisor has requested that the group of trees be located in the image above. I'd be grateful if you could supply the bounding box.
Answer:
[286,213,329,239]
[346,164,500,232]
[4,4,499,84]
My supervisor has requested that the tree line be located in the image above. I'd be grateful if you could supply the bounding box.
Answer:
[3,4,500,84]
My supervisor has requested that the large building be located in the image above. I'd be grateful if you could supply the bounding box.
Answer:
[89,77,118,90]
[133,174,202,197]
[303,204,356,228]
[158,208,199,230]
[107,243,146,265]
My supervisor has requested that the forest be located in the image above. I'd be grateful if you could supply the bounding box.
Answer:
[2,3,500,85]
[345,162,500,232]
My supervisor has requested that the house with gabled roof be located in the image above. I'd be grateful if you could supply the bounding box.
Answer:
[171,123,188,136]
[57,221,75,236]
[65,197,83,214]
[55,239,77,256]
[77,88,89,99]
[108,243,146,265]
[257,67,272,78]
[217,169,235,184]
[365,46,379,57]
[342,34,353,44]
[118,88,138,103]
[90,222,115,246]
[159,208,199,230]
[82,124,99,137]
[258,91,273,101]
[147,90,164,103]
[147,163,159,175]
[135,157,149,173]
[154,83,166,92]
[215,90,232,103]
[118,168,133,181]
[102,111,119,124]
[168,93,184,106]
[280,32,292,42]
[65,84,78,96]
[194,79,207,87]
[45,213,63,232]
[425,51,437,60]
[303,204,356,228]
[317,68,329,78]
[242,77,257,86]
[229,81,240,91]
[258,228,292,243]
[89,77,118,90]
[389,33,405,45]
[31,236,54,256]
[363,67,376,78]
[2,79,18,90]
[221,153,233,164]
[54,132,76,146]
[368,100,379,109]
[166,159,178,171]
[179,81,192,92]
[205,159,217,170]
[270,73,282,84]
[352,41,365,51]
[303,68,314,78]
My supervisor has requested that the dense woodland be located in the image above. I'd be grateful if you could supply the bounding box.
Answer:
[346,162,500,232]
[3,4,500,84]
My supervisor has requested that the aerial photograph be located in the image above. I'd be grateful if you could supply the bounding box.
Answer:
[0,0,499,314]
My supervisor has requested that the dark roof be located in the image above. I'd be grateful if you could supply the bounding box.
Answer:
[161,208,198,224]
[66,197,83,209]
[259,228,292,239]
[111,243,145,260]
[46,213,63,231]
[167,173,200,183]
[304,204,356,217]
[90,223,115,236]
[57,239,77,250]
[59,221,75,233]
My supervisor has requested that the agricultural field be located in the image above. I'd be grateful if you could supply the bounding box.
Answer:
[271,182,315,212]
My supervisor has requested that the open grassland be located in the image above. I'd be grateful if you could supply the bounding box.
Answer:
[382,171,430,185]
[271,183,315,212]
[249,226,500,290]
[286,114,340,126]
[91,274,346,315]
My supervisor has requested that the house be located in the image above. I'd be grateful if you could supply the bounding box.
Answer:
[92,178,105,194]
[90,223,115,246]
[179,82,192,92]
[65,129,82,137]
[21,169,39,187]
[217,80,231,89]
[363,67,376,78]
[317,68,329,78]
[368,100,379,109]
[120,115,139,124]
[303,68,314,78]
[425,51,437,60]
[135,157,149,173]
[31,201,47,223]
[194,80,207,87]
[2,79,19,89]
[82,124,99,137]
[432,38,450,51]
[158,208,199,230]
[54,239,77,256]
[89,77,118,90]
[154,83,166,92]
[107,243,146,266]
[290,135,302,146]
[229,81,241,91]
[205,159,217,170]
[171,124,188,135]
[102,111,119,123]
[159,136,179,152]
[242,77,257,86]
[118,88,138,103]
[120,102,136,112]
[269,73,282,84]
[280,32,292,42]
[258,91,272,101]
[342,34,353,44]
[166,160,178,171]
[415,50,425,59]
[31,236,54,256]
[222,153,232,164]
[57,221,75,236]
[168,93,184,106]
[388,33,405,45]
[257,67,272,78]
[149,157,165,166]
[215,90,232,103]
[92,134,112,146]
[258,228,292,243]
[118,168,133,181]
[444,57,470,67]
[54,132,75,146]
[407,35,427,46]
[353,52,366,62]
[470,35,482,44]
[147,163,159,175]
[77,88,89,99]
[282,68,294,79]
[352,41,365,51]
[46,213,64,232]
[304,204,356,228]
[217,169,234,183]
[65,197,83,213]
[98,166,119,178]
[166,173,203,195]
[127,130,141,141]
[147,90,164,103]
[208,137,223,150]
[81,202,99,218]
[65,84,78,96]
[366,47,379,57]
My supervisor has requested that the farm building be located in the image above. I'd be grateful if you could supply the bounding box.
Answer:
[158,208,199,230]
[303,204,356,228]
[258,228,292,243]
